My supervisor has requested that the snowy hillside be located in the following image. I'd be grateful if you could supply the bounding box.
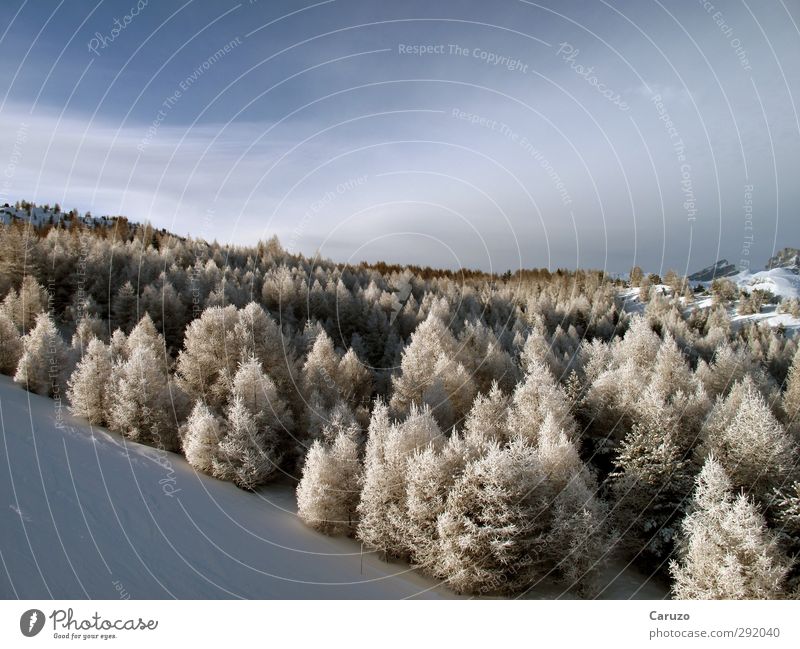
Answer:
[620,268,800,333]
[709,268,800,332]
[0,377,666,600]
[730,267,800,300]
[0,203,118,230]
[0,376,452,599]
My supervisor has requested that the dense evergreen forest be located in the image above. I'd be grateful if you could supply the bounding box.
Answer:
[1,202,799,599]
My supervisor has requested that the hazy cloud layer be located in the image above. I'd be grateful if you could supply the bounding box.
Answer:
[1,0,798,274]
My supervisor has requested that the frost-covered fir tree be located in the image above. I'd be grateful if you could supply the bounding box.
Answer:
[357,401,442,557]
[296,418,362,536]
[2,275,49,333]
[213,396,279,490]
[14,312,68,396]
[610,410,694,569]
[403,432,483,568]
[696,342,777,404]
[127,312,168,365]
[67,337,113,424]
[233,301,297,405]
[648,332,694,398]
[301,329,341,408]
[435,429,609,595]
[231,356,293,435]
[336,347,372,408]
[109,328,129,363]
[109,345,182,451]
[701,377,797,503]
[463,381,510,445]
[176,305,239,409]
[0,309,23,374]
[111,280,138,333]
[783,347,800,441]
[389,312,468,428]
[457,320,518,393]
[507,360,577,442]
[214,396,264,489]
[612,316,662,368]
[140,278,186,351]
[431,354,476,430]
[182,401,222,475]
[211,358,289,489]
[533,415,611,587]
[670,457,790,599]
[71,314,106,353]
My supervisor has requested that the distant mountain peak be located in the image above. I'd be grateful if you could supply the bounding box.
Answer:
[688,259,738,282]
[766,248,800,273]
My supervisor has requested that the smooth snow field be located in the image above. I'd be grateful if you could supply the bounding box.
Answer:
[0,376,666,600]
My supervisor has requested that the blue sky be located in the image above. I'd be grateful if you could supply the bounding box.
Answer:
[1,0,798,275]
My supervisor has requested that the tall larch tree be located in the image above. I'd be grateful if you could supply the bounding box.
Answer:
[670,457,791,599]
[67,337,113,424]
[296,417,362,536]
[14,312,68,396]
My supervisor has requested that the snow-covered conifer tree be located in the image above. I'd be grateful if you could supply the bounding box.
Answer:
[3,275,49,333]
[357,402,442,557]
[213,395,278,490]
[507,360,577,442]
[108,345,181,450]
[463,381,510,446]
[14,312,68,396]
[670,457,790,599]
[301,329,340,407]
[336,347,372,407]
[67,337,113,424]
[211,358,288,489]
[127,312,167,362]
[109,328,129,363]
[610,409,694,568]
[783,348,800,440]
[389,312,457,418]
[701,378,797,503]
[0,309,23,374]
[403,432,482,568]
[112,280,138,333]
[234,301,297,404]
[296,418,362,536]
[232,356,293,435]
[435,431,608,595]
[176,305,239,408]
[182,401,222,475]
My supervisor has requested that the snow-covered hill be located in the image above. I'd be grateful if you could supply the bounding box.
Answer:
[0,376,453,599]
[1,204,59,227]
[730,267,800,300]
[0,377,666,600]
[0,204,117,230]
[620,268,800,333]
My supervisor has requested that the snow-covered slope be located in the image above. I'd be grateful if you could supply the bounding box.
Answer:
[0,377,666,600]
[618,269,800,332]
[0,377,452,599]
[731,268,800,300]
[708,269,800,332]
[0,204,117,229]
